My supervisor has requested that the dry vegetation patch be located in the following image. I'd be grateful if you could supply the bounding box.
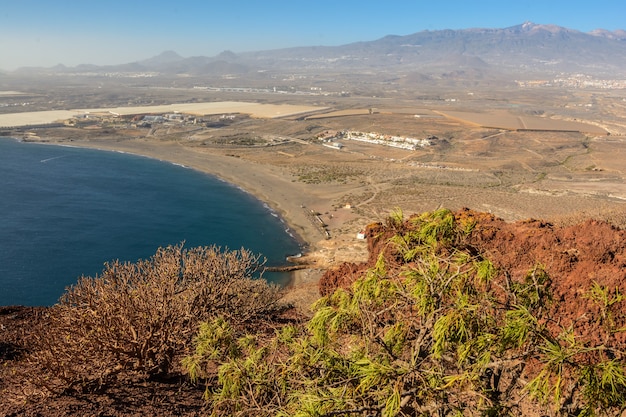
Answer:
[2,210,626,416]
[5,245,286,397]
[440,110,608,134]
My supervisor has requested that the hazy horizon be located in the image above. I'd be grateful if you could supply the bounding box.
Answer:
[1,0,625,71]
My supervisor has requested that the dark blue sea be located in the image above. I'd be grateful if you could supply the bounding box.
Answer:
[0,137,301,306]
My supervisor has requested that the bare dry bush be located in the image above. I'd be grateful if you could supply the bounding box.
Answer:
[29,244,284,393]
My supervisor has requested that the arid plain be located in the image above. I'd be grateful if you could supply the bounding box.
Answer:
[2,78,626,306]
[2,74,626,417]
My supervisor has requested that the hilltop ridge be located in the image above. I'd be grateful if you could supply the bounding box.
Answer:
[9,22,626,78]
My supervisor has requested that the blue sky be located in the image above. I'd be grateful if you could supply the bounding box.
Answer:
[1,0,624,70]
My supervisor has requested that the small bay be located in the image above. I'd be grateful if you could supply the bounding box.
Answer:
[0,138,301,306]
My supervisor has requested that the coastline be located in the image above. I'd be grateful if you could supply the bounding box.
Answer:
[9,135,347,303]
[51,138,325,250]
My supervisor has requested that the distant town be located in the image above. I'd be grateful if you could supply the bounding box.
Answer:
[518,74,626,89]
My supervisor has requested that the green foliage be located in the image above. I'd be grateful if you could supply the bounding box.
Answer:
[579,359,626,413]
[475,258,496,284]
[500,305,538,350]
[387,207,405,229]
[511,264,552,309]
[526,330,579,405]
[585,281,625,333]
[183,210,626,416]
[182,318,239,384]
[409,208,457,246]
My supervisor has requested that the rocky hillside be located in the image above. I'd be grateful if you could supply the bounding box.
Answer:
[2,208,626,416]
[320,208,626,345]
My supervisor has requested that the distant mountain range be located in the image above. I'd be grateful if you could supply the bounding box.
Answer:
[12,22,626,78]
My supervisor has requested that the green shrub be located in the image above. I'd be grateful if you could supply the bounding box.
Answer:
[185,210,626,417]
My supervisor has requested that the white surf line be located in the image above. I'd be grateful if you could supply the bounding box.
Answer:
[40,155,67,163]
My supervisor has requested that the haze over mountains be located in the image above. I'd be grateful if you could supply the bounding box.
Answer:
[10,22,626,79]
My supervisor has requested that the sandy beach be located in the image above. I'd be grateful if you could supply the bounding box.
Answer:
[24,136,365,309]
[0,102,368,309]
[7,102,623,312]
[0,103,336,252]
[46,138,332,248]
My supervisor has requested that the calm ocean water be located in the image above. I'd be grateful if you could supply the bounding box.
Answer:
[0,137,301,306]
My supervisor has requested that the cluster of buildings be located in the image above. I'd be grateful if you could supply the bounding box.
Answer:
[327,130,436,151]
[130,113,239,128]
[51,71,159,78]
[192,85,349,97]
[517,74,626,89]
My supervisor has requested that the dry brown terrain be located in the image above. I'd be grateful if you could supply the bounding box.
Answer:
[1,75,626,415]
[4,104,623,306]
[438,109,609,134]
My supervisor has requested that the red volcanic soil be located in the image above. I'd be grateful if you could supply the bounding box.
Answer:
[2,209,625,416]
[457,210,626,338]
[320,208,626,345]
